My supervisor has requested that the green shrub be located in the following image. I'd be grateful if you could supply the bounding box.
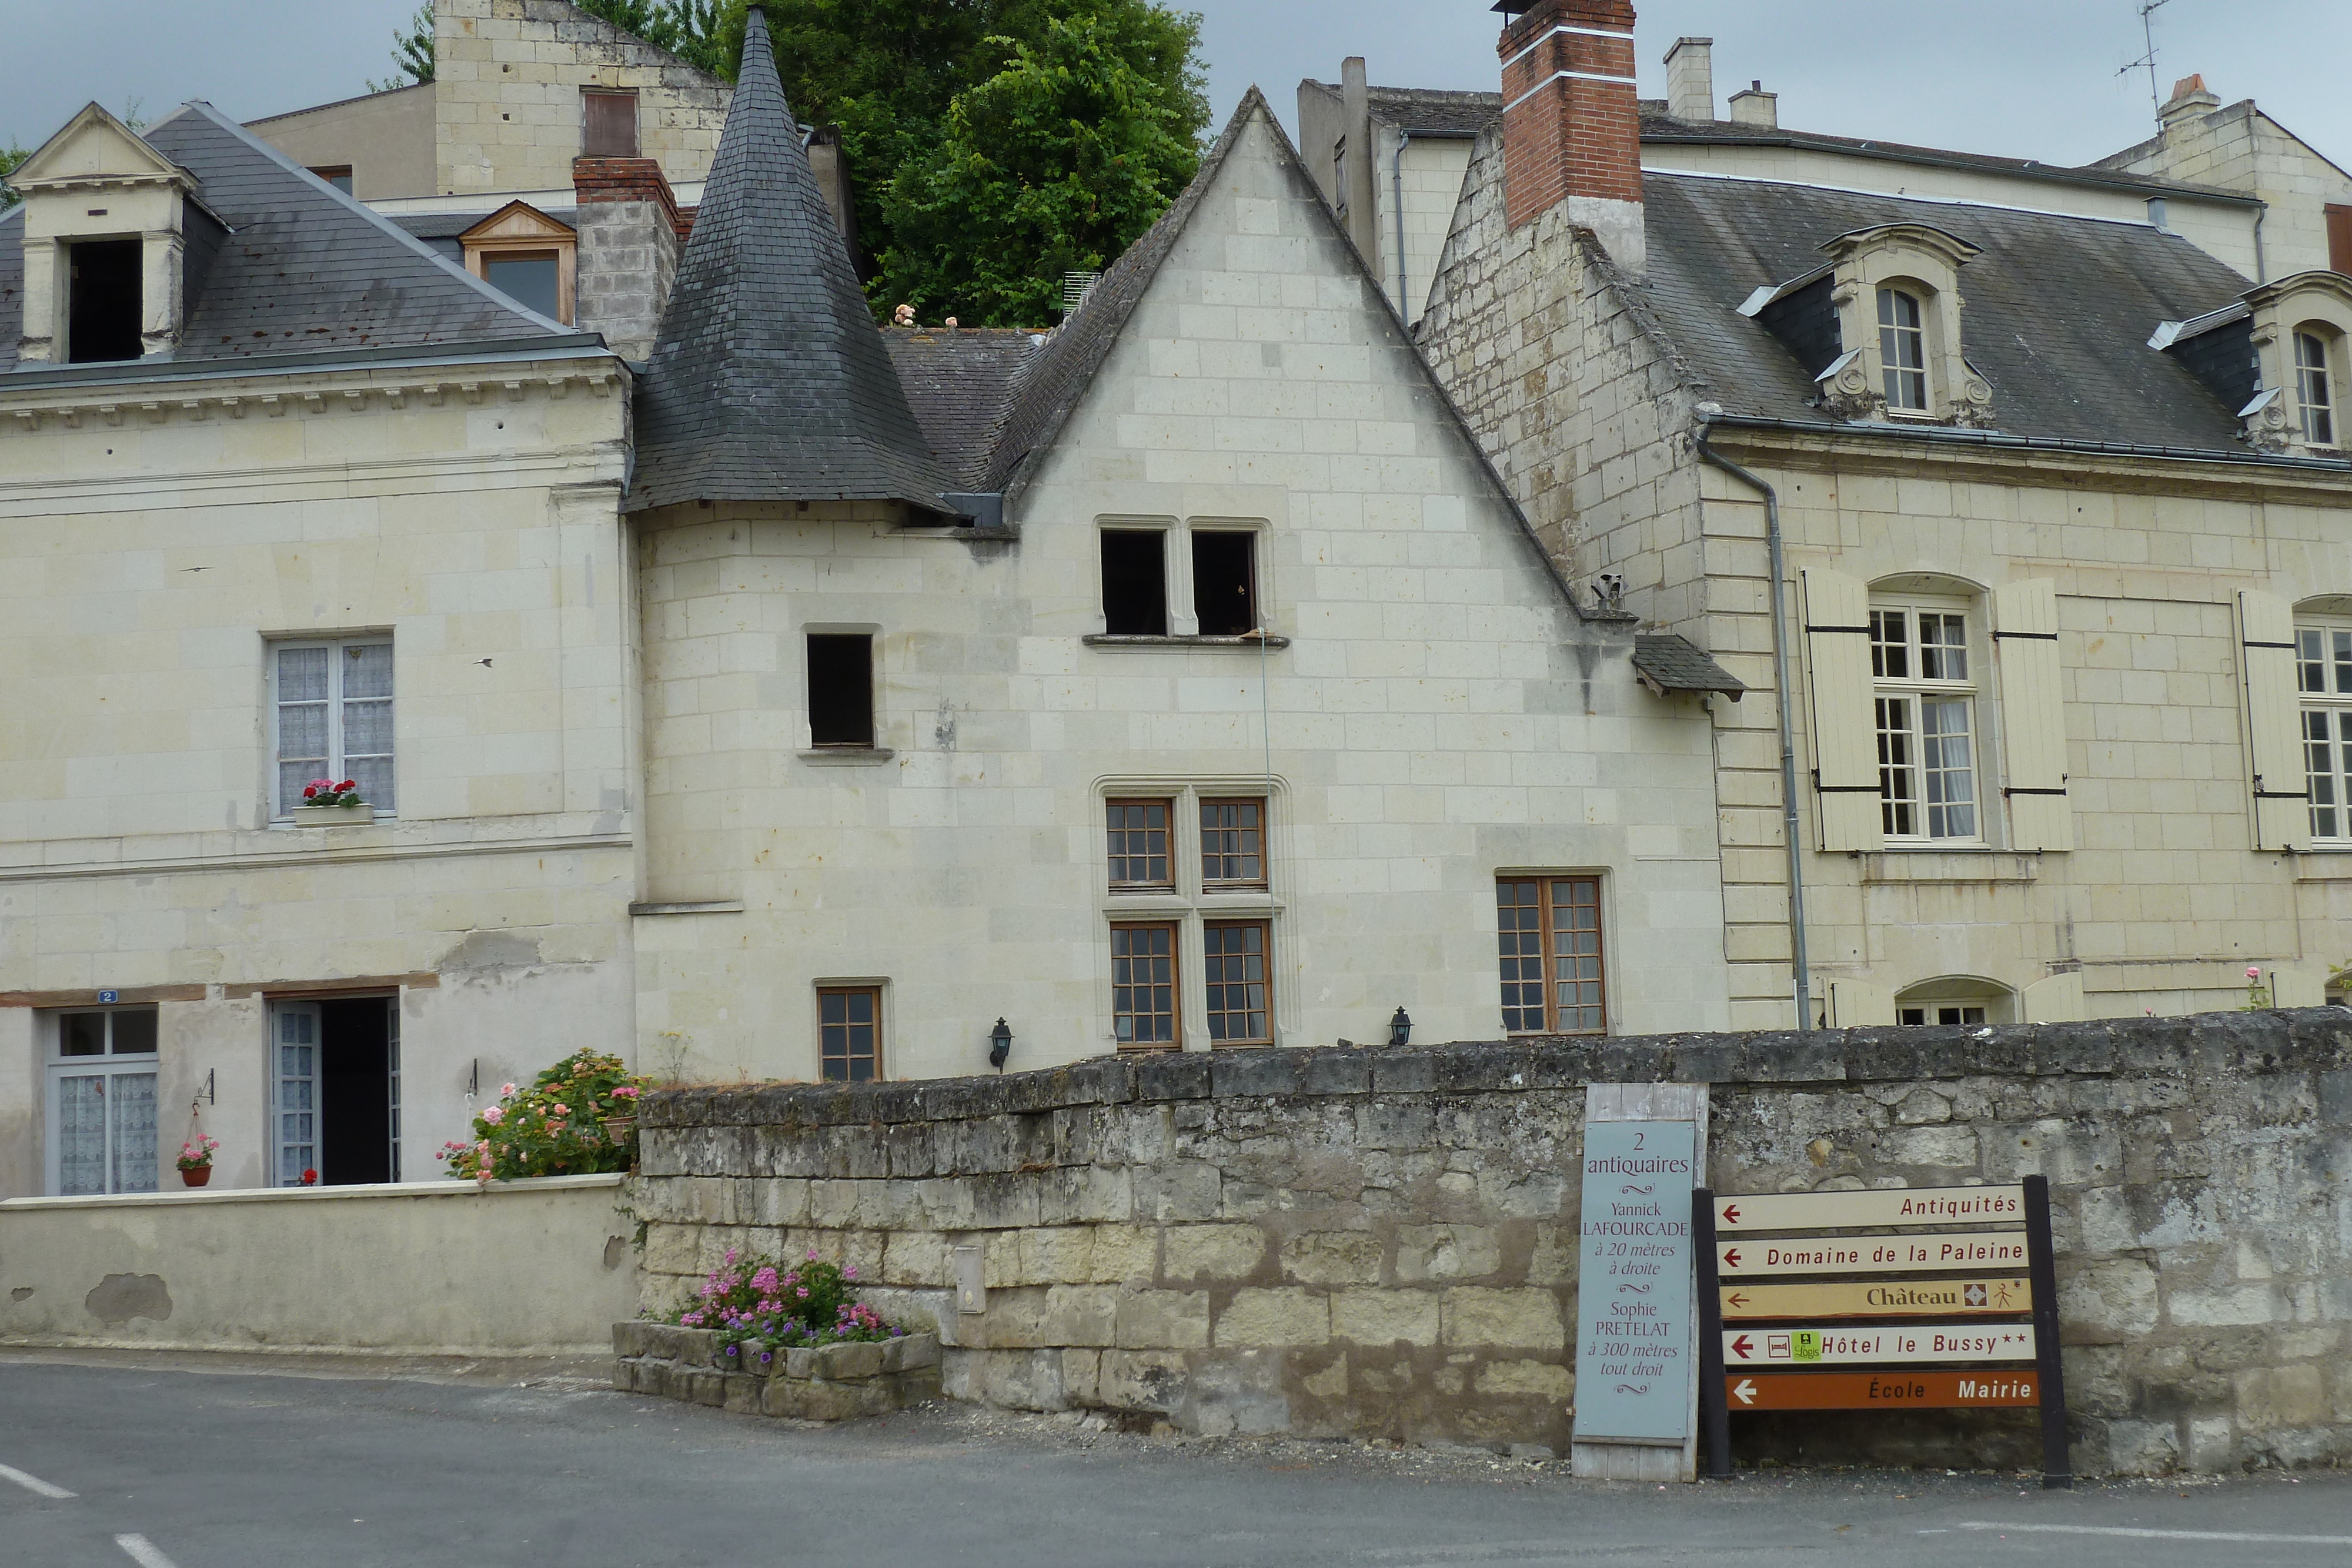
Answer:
[439,1048,650,1181]
[664,1249,910,1363]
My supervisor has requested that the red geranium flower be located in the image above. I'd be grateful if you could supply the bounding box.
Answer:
[303,785,319,799]
[338,780,356,792]
[301,1168,319,1186]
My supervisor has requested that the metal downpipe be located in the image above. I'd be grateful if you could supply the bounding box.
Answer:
[1694,423,1812,1030]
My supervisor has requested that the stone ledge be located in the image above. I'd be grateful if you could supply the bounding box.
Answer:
[613,1323,941,1420]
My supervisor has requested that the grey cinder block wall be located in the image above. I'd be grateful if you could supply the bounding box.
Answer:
[630,1012,2351,1475]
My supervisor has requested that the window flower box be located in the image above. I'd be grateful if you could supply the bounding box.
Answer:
[289,803,376,827]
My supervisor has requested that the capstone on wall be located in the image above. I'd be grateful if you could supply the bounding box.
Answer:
[632,1010,2352,1475]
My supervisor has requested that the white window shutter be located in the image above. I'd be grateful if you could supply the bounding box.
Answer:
[2237,589,2309,851]
[1992,579,2073,851]
[2270,968,2325,1008]
[1828,978,1895,1026]
[2019,972,2083,1023]
[1800,567,1884,852]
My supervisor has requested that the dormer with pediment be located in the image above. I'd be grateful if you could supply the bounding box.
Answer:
[11,103,223,366]
[1786,223,1995,429]
[2238,270,2352,456]
[459,202,580,327]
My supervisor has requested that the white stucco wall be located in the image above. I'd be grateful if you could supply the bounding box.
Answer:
[0,1174,635,1354]
[628,106,1732,1084]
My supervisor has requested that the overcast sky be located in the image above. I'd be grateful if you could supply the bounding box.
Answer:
[7,1,2351,174]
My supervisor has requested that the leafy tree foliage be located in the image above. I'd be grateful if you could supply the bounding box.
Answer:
[876,6,1204,325]
[369,5,436,92]
[1,143,28,213]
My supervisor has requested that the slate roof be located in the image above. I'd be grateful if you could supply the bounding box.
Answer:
[1,102,584,377]
[881,328,1042,491]
[1632,634,1745,697]
[625,5,948,516]
[1639,173,2263,452]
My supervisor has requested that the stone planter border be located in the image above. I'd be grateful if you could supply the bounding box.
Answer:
[613,1320,940,1420]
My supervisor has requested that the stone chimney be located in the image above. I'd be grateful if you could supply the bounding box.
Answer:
[1339,56,1381,265]
[1729,80,1778,129]
[1664,37,1713,123]
[2160,73,2221,133]
[1497,0,1643,273]
[573,156,687,363]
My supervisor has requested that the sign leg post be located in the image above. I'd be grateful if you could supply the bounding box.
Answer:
[1693,1186,1731,1479]
[2023,1174,2072,1490]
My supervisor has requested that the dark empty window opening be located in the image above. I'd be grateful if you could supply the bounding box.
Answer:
[1192,531,1258,636]
[484,252,561,319]
[1101,530,1168,636]
[66,240,142,364]
[583,89,640,158]
[311,166,355,195]
[807,634,875,747]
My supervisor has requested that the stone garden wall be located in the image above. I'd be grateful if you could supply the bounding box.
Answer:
[630,1011,2352,1474]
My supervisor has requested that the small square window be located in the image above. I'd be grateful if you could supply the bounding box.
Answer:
[1192,531,1258,637]
[310,166,355,195]
[483,251,562,320]
[808,634,875,747]
[1101,530,1168,636]
[1496,876,1605,1035]
[819,987,881,1082]
[1108,798,1174,889]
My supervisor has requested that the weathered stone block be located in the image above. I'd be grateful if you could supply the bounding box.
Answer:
[884,1229,951,1288]
[2099,1418,2181,1476]
[1396,1225,1502,1282]
[1134,1162,1222,1222]
[1041,1285,1118,1346]
[1116,1288,1211,1350]
[1474,1358,1573,1399]
[1020,1226,1097,1285]
[1215,1288,1330,1348]
[2169,1283,2281,1328]
[2061,1258,2160,1343]
[2236,1365,2328,1429]
[1441,1287,1565,1350]
[1091,1224,1159,1283]
[1164,1223,1266,1281]
[1099,1349,1188,1412]
[1525,1223,1578,1285]
[1877,1124,1979,1169]
[1281,1231,1384,1285]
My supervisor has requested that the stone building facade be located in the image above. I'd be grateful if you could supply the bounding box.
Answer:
[1382,0,2352,1027]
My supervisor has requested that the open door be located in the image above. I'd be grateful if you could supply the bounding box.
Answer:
[273,1002,320,1186]
[271,997,399,1185]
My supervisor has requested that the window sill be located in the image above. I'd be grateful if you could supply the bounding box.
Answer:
[2293,850,2352,881]
[629,900,746,917]
[1860,850,2039,884]
[1083,634,1291,650]
[799,747,896,766]
[273,810,393,829]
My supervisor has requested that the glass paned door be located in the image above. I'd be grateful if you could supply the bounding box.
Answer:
[55,1074,108,1196]
[110,1072,158,1193]
[275,1003,320,1185]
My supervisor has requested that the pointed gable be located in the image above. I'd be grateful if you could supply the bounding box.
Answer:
[12,103,190,192]
[624,4,948,517]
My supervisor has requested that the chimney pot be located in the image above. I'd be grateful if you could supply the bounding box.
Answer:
[1664,36,1713,122]
[2160,71,2221,131]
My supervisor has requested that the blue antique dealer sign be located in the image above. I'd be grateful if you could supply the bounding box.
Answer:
[1572,1119,1698,1443]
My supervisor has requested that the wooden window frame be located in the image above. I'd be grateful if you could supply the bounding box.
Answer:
[309,166,355,195]
[1108,798,1177,891]
[1869,596,1982,844]
[1198,797,1268,890]
[1201,919,1273,1047]
[818,986,883,1082]
[1495,875,1607,1036]
[459,202,579,326]
[1110,922,1181,1049]
[2297,618,2352,842]
[2297,330,2338,448]
[1877,286,1930,412]
[582,87,640,159]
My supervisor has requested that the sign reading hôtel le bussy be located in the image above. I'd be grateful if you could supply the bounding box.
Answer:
[1571,1120,1698,1443]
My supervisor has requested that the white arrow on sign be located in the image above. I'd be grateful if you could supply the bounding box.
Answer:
[1732,1378,1758,1406]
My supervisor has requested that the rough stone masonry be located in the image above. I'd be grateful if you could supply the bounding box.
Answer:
[630,1011,2351,1475]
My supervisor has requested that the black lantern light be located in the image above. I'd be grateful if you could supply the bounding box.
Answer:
[989,1017,1013,1070]
[1388,1007,1412,1047]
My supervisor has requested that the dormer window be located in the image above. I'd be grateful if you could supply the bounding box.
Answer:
[1878,287,1929,412]
[2297,331,2336,446]
[459,202,578,326]
[8,103,198,367]
[66,239,142,363]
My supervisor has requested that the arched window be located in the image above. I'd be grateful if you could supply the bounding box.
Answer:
[2296,331,2336,446]
[1877,287,1929,412]
[1895,978,2012,1027]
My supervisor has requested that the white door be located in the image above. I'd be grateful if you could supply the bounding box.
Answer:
[44,1009,161,1196]
[272,1002,322,1186]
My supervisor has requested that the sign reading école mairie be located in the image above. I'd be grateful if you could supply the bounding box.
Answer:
[1572,1120,1698,1443]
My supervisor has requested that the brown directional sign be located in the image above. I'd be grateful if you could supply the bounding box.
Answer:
[1723,1324,2037,1366]
[1715,1231,2030,1277]
[1713,1186,2024,1232]
[1720,1278,2032,1320]
[1723,1370,2040,1411]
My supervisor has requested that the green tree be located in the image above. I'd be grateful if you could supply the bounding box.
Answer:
[1,142,29,213]
[369,5,435,91]
[875,5,1205,325]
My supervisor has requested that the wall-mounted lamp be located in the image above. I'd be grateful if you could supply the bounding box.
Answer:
[466,1058,479,1102]
[1388,1007,1412,1048]
[988,1018,1013,1071]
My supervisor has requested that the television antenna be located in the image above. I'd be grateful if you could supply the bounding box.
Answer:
[2118,0,2174,121]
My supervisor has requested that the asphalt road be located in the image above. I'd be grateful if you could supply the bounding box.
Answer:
[1,1355,2347,1568]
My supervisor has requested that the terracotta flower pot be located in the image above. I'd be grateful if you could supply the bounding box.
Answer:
[180,1165,212,1188]
[602,1116,637,1144]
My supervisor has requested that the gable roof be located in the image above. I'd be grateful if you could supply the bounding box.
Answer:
[624,4,948,516]
[1639,172,2267,453]
[1,101,589,379]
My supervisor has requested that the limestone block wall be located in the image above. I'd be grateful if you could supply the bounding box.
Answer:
[633,1011,2352,1475]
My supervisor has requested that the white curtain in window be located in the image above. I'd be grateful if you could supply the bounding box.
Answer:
[110,1072,158,1193]
[56,1074,107,1196]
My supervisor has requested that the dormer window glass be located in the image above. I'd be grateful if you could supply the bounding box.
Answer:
[1878,287,1929,412]
[66,239,143,363]
[2297,332,2336,446]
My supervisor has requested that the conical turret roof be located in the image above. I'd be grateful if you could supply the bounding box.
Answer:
[625,5,948,515]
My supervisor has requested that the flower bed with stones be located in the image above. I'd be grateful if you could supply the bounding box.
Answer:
[613,1320,941,1420]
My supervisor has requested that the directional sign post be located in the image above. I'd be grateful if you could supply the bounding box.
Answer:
[1695,1175,2069,1488]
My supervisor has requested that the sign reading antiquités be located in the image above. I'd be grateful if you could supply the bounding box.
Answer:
[1572,1120,1697,1444]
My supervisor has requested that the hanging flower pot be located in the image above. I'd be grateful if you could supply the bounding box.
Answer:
[180,1165,212,1188]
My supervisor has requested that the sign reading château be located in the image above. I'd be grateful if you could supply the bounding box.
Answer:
[1720,1278,2031,1320]
[1571,1120,1697,1444]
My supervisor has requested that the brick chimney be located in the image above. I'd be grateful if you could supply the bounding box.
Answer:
[573,156,689,363]
[1497,0,1644,273]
